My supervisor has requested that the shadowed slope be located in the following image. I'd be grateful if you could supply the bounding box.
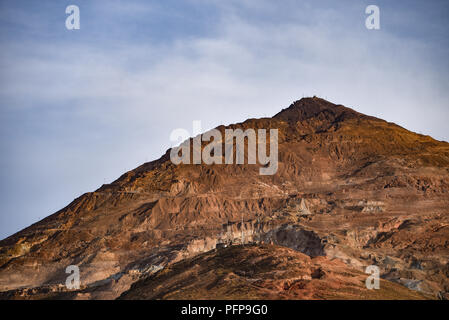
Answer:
[119,244,430,300]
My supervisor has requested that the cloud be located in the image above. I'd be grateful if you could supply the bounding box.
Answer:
[0,0,448,238]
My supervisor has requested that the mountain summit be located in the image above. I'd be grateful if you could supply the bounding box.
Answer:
[274,96,374,122]
[1,97,448,300]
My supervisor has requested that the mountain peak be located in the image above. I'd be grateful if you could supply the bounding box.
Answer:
[273,96,375,123]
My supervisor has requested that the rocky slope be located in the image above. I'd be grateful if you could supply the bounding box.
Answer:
[0,97,448,299]
[119,244,429,300]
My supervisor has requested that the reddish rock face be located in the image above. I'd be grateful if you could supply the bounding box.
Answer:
[0,97,448,300]
[119,244,431,300]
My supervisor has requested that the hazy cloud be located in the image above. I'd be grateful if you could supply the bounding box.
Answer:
[0,0,448,238]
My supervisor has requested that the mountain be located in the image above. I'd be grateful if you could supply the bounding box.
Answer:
[0,97,448,300]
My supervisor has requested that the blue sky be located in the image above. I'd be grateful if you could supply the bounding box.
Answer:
[0,0,448,239]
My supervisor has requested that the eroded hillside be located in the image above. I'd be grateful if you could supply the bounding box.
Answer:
[1,97,448,299]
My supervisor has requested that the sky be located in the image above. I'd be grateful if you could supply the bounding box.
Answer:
[0,0,448,239]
